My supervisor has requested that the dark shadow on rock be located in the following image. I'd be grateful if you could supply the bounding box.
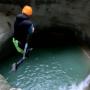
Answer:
[31,25,82,47]
[0,37,18,61]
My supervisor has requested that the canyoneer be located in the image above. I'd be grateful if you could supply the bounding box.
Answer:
[12,5,34,71]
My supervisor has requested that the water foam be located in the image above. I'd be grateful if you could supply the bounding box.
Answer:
[59,74,90,90]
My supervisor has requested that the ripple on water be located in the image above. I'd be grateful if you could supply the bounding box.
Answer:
[1,47,90,90]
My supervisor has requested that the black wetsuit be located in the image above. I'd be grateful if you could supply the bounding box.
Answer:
[14,14,33,49]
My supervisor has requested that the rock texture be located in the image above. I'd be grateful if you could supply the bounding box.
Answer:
[0,12,14,49]
[0,3,89,54]
[0,74,11,90]
[0,8,17,60]
[0,0,90,36]
[31,0,90,37]
[0,74,22,90]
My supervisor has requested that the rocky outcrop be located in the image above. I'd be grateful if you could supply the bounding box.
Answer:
[0,74,22,90]
[31,0,90,37]
[0,74,11,90]
[0,9,17,60]
[0,12,14,49]
[0,13,13,50]
[0,0,90,36]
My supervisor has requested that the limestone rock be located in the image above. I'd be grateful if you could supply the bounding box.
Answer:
[0,74,11,90]
[0,12,14,48]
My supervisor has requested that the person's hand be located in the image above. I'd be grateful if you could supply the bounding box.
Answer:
[32,27,34,33]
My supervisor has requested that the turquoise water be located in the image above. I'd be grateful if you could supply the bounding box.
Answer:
[0,47,90,90]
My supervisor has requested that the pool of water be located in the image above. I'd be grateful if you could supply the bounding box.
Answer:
[0,46,90,90]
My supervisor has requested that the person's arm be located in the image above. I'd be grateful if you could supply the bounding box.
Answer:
[25,24,34,45]
[32,24,35,33]
[28,24,35,34]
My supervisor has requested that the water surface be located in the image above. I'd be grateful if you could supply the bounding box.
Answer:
[0,47,90,90]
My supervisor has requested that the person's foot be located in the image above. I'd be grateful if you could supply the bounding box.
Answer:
[11,63,17,71]
[26,48,33,57]
[28,48,33,51]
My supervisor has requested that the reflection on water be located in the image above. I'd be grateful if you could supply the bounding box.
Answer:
[0,47,90,90]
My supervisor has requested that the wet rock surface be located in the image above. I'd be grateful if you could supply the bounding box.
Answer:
[0,12,15,60]
[3,0,89,37]
[0,74,11,90]
[0,12,14,48]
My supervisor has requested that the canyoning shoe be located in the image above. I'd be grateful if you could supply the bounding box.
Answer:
[11,63,17,71]
[26,48,33,57]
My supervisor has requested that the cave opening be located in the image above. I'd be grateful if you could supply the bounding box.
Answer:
[31,25,82,47]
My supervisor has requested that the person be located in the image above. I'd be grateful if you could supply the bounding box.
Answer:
[12,5,34,55]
